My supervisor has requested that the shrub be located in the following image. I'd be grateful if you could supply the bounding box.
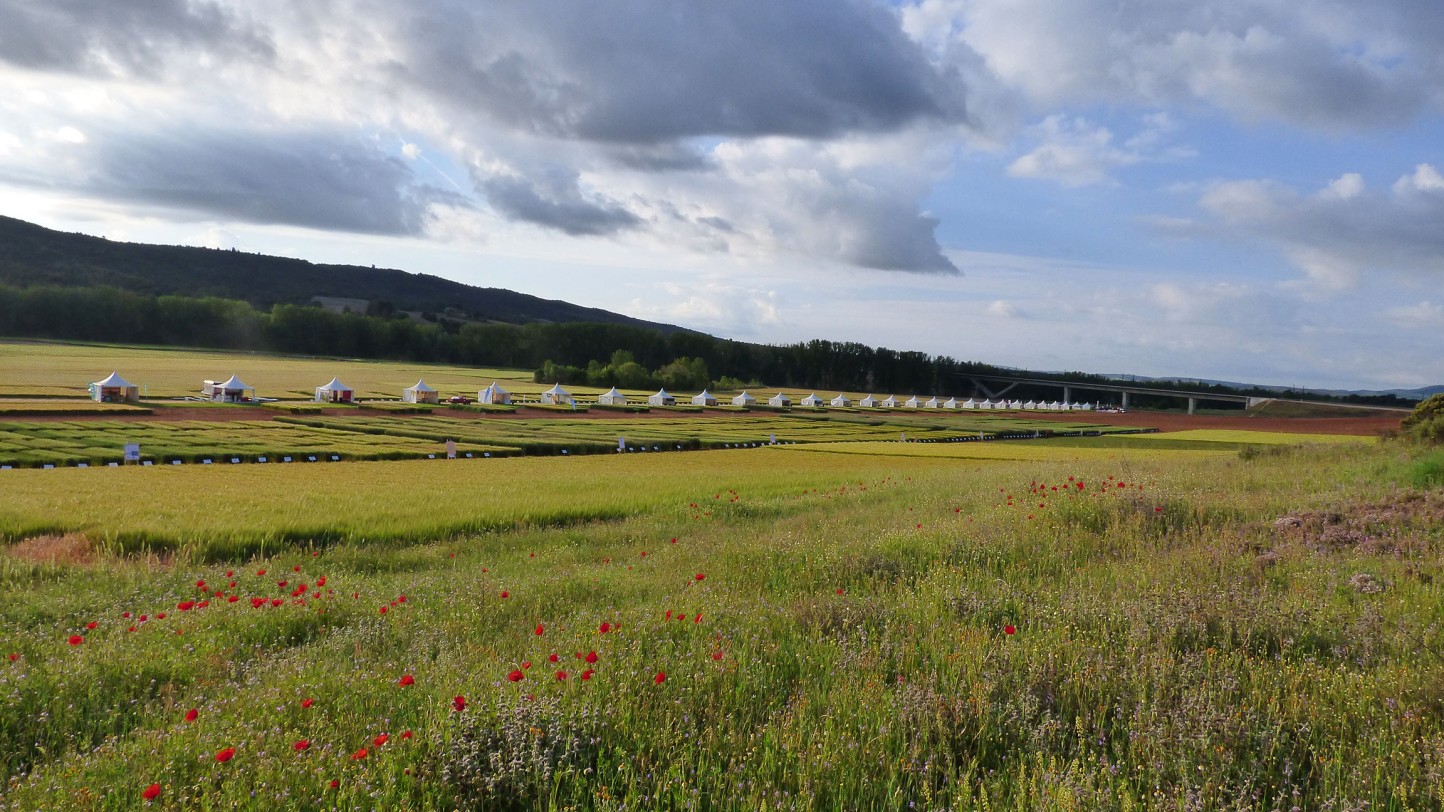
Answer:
[1401,393,1444,445]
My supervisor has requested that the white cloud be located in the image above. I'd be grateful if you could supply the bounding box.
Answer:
[1007,114,1192,187]
[986,299,1020,318]
[1189,165,1444,288]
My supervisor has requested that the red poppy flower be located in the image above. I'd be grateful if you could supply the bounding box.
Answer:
[227,595,239,603]
[351,748,367,761]
[301,698,315,708]
[328,779,339,789]
[250,597,265,608]
[373,733,389,747]
[581,669,593,681]
[316,577,326,587]
[184,708,198,722]
[398,674,414,686]
[555,670,567,680]
[535,623,545,636]
[195,579,206,589]
[500,591,509,599]
[379,606,388,615]
[127,626,137,632]
[178,601,194,611]
[654,671,666,685]
[522,660,532,669]
[215,747,236,763]
[694,613,702,624]
[142,783,161,801]
[156,612,167,619]
[397,595,406,603]
[548,653,559,663]
[293,739,310,752]
[1004,625,1016,635]
[598,622,611,634]
[256,569,266,576]
[67,635,83,646]
[122,611,132,618]
[585,650,598,664]
[694,573,705,581]
[269,599,282,607]
[453,696,466,712]
[665,610,672,621]
[401,730,413,739]
[712,651,724,661]
[836,588,845,595]
[7,653,18,661]
[670,537,678,544]
[293,565,301,572]
[86,621,98,630]
[507,669,524,682]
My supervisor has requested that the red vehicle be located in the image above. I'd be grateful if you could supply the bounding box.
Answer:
[447,395,472,404]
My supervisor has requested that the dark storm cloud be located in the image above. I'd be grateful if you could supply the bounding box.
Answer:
[0,0,273,78]
[82,129,457,234]
[388,0,968,145]
[478,172,640,237]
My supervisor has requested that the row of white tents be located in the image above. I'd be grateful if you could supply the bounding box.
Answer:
[90,372,1095,411]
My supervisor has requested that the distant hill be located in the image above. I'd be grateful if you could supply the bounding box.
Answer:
[1103,373,1440,404]
[0,216,690,333]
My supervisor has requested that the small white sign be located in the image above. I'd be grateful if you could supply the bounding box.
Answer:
[124,443,141,462]
[446,440,457,459]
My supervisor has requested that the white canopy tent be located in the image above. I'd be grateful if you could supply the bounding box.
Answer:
[924,396,941,409]
[858,394,879,408]
[203,374,255,402]
[540,383,574,405]
[904,396,922,408]
[479,382,511,404]
[597,387,628,405]
[800,393,824,407]
[648,389,676,406]
[314,377,354,403]
[881,395,900,408]
[90,371,140,403]
[402,380,439,404]
[732,391,756,406]
[1008,400,1023,410]
[693,389,719,406]
[943,397,959,409]
[962,399,978,409]
[831,393,852,407]
[768,392,792,407]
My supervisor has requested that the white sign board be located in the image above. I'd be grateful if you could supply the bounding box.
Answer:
[124,443,141,462]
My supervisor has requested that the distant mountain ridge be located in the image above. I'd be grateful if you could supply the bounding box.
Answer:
[1103,373,1441,403]
[0,215,690,333]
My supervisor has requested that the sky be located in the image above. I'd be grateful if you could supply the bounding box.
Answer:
[0,0,1440,391]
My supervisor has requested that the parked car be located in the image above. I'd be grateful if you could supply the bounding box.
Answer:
[447,395,472,404]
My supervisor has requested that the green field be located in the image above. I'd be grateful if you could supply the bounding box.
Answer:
[2,431,1441,810]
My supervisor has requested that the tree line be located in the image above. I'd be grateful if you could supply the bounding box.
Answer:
[0,283,1417,406]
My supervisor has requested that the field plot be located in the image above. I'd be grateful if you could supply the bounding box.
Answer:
[0,341,539,400]
[0,441,1440,810]
[0,420,509,468]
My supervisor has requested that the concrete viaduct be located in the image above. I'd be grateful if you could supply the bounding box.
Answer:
[963,375,1261,416]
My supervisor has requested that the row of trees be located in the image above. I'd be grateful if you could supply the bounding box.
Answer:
[0,282,1420,407]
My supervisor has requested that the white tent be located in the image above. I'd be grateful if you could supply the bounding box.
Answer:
[314,377,354,403]
[800,393,824,407]
[991,400,1007,410]
[1059,402,1073,411]
[90,371,140,403]
[1078,402,1094,411]
[831,393,852,407]
[881,395,899,408]
[732,390,756,406]
[479,382,512,404]
[402,380,439,404]
[962,399,978,409]
[1023,400,1037,410]
[768,392,792,407]
[1048,401,1063,410]
[648,389,676,406]
[693,389,719,406]
[597,387,628,405]
[904,396,921,409]
[924,396,941,409]
[943,397,959,409]
[858,394,879,408]
[203,374,255,402]
[1008,400,1023,410]
[540,383,574,405]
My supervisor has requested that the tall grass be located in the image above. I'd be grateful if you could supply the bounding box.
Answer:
[1,441,1440,810]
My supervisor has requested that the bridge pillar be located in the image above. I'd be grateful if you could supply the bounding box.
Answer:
[1121,391,1130,409]
[1187,397,1197,416]
[1063,386,1071,403]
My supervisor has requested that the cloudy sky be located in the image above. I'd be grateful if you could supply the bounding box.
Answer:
[1,0,1441,390]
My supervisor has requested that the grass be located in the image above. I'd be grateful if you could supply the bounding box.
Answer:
[0,439,1441,810]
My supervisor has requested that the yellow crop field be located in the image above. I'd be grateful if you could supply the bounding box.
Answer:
[0,340,539,400]
[1122,428,1366,445]
[774,439,1232,462]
